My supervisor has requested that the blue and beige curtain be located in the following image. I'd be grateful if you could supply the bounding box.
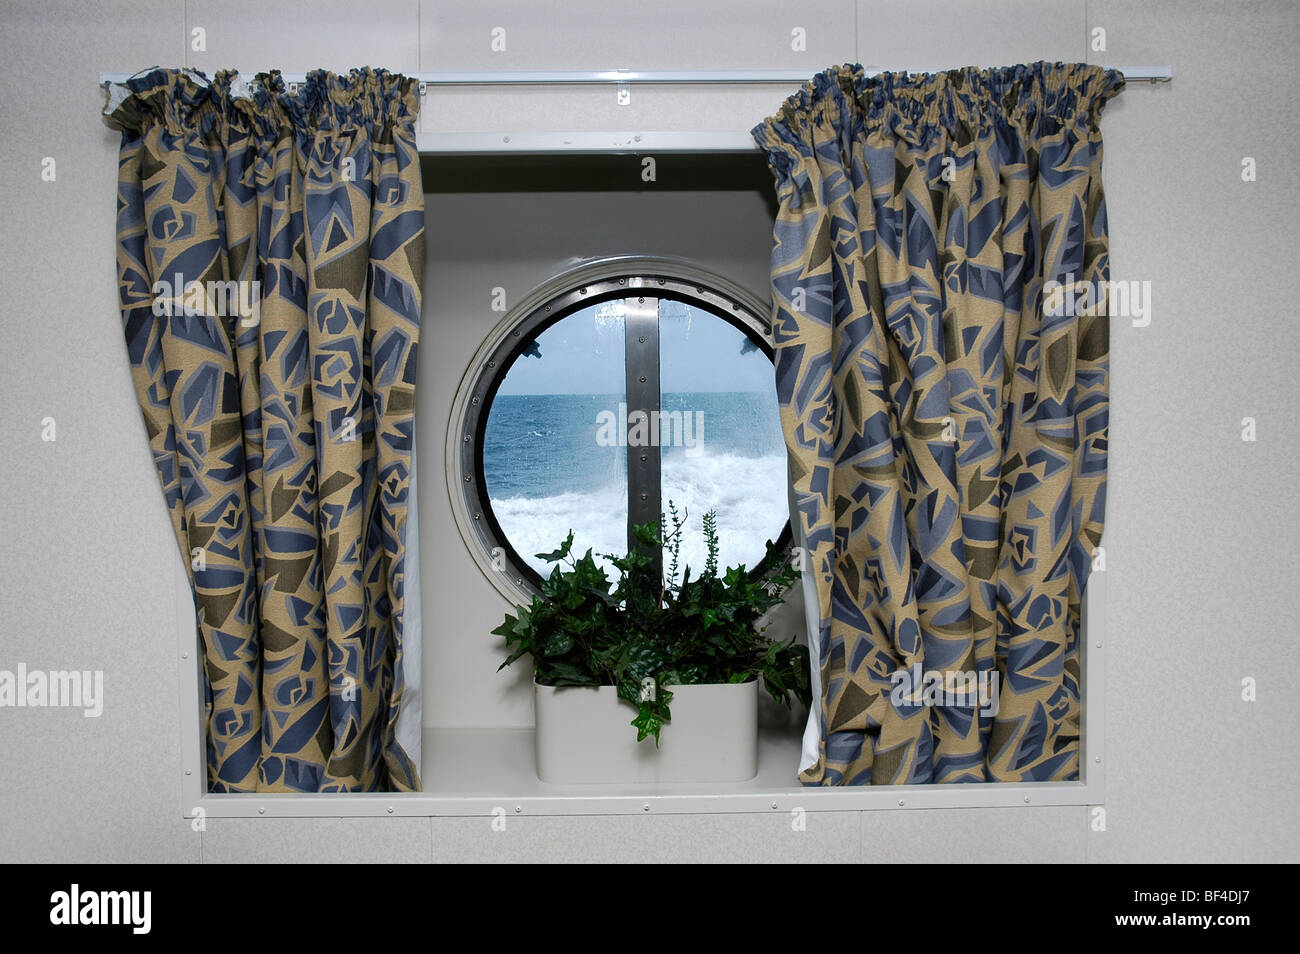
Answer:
[104,68,425,792]
[754,62,1122,784]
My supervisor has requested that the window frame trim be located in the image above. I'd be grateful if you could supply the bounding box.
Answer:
[445,255,790,606]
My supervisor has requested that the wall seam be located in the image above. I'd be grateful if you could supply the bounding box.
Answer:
[1082,805,1092,864]
[853,0,860,65]
[1084,0,1090,62]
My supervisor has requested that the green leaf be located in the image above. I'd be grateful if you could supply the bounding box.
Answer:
[631,703,664,744]
[535,530,574,563]
[541,629,574,656]
[499,646,531,670]
[490,613,518,639]
[541,661,593,686]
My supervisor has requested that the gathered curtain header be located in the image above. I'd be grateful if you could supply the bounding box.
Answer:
[102,66,421,140]
[754,61,1125,177]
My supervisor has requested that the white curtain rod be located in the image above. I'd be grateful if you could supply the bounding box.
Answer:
[99,66,1174,89]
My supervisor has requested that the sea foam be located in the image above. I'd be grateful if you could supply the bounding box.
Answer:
[490,451,789,578]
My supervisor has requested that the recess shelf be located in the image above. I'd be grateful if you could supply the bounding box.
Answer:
[420,725,808,800]
[182,722,1100,818]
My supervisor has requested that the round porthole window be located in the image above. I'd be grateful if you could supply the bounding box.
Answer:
[446,257,792,605]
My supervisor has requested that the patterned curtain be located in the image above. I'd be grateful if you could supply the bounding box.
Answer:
[104,68,425,792]
[752,63,1123,785]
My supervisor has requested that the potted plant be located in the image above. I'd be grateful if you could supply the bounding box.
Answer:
[492,504,811,784]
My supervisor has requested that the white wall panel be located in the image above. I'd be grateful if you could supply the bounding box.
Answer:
[203,817,433,863]
[0,0,196,863]
[420,0,856,72]
[187,0,420,75]
[860,806,1086,863]
[1084,0,1300,864]
[857,0,1083,70]
[432,810,861,863]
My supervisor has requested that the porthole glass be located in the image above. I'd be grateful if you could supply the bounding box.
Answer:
[450,261,792,603]
[484,302,628,577]
[657,299,787,574]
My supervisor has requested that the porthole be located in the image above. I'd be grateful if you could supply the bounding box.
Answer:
[447,257,792,605]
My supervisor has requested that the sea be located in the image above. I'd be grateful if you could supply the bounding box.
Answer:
[484,391,789,578]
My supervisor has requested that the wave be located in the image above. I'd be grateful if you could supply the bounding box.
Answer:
[490,452,789,578]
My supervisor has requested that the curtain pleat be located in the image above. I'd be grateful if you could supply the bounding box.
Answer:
[753,62,1122,784]
[105,67,424,792]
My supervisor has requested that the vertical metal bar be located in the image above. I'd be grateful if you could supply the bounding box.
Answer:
[624,297,661,582]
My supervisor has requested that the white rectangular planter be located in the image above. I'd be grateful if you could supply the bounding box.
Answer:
[534,680,759,784]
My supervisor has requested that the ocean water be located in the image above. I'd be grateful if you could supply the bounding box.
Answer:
[484,392,789,577]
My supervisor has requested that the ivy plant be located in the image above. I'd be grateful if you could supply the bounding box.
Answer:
[492,504,811,743]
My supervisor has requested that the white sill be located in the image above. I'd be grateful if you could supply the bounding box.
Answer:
[181,724,1101,818]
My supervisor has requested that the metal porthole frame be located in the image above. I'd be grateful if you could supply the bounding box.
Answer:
[444,254,789,607]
